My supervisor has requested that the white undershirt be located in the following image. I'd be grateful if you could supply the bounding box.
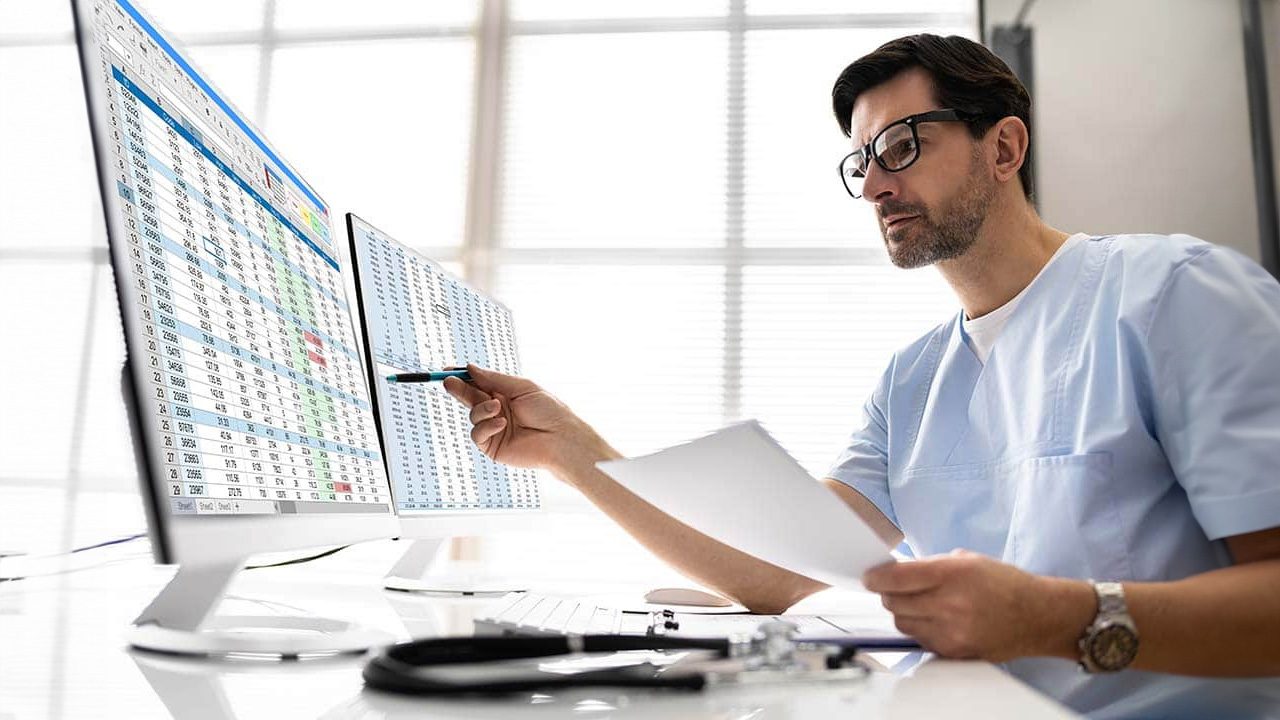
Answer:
[962,233,1088,364]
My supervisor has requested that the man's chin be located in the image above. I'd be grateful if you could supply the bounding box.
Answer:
[883,224,913,249]
[887,251,932,270]
[883,229,935,269]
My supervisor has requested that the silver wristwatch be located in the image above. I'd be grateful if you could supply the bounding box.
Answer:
[1078,581,1139,673]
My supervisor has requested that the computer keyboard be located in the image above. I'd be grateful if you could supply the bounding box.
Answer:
[473,592,910,644]
[474,592,648,636]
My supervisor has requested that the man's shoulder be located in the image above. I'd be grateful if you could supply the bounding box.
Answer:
[885,314,955,377]
[1092,232,1260,314]
[1090,233,1234,286]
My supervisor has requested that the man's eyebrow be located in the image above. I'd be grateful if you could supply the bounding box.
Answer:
[852,118,887,148]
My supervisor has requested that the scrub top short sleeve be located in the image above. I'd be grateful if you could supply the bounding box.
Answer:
[826,364,898,529]
[1147,244,1280,540]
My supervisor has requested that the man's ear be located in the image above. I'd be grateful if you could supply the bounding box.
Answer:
[989,116,1029,186]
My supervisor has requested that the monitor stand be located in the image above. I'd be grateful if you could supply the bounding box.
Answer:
[130,642,367,720]
[383,538,527,596]
[120,361,393,659]
[127,561,395,658]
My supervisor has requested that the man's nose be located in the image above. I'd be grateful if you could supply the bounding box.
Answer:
[860,159,898,204]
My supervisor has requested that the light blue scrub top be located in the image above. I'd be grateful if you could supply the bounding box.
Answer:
[828,234,1280,719]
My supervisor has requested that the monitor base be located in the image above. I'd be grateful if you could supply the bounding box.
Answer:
[383,538,527,597]
[130,647,365,720]
[128,615,393,659]
[383,575,526,597]
[129,561,393,659]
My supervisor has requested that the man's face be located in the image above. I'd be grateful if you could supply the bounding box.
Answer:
[848,68,995,268]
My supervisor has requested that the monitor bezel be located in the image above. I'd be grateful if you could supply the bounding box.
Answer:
[71,0,398,566]
[344,212,543,537]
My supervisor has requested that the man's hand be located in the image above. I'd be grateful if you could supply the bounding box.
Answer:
[442,364,618,476]
[862,550,1093,662]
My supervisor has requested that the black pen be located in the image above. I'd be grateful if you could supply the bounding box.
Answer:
[385,369,472,383]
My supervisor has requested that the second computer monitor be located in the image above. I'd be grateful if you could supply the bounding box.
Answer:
[346,214,541,521]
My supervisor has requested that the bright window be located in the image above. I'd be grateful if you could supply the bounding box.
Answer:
[0,0,975,565]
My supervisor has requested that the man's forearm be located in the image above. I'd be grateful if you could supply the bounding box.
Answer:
[1033,560,1280,676]
[549,431,827,614]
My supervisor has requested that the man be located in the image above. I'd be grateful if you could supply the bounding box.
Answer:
[445,34,1280,718]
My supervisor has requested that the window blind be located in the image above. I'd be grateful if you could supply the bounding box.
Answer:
[0,0,975,556]
[493,2,974,486]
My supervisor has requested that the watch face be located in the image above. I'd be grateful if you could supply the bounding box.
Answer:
[1088,623,1139,671]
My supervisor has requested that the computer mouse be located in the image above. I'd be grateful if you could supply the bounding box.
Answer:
[643,587,733,607]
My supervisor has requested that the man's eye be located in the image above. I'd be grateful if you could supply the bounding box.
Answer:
[882,138,916,166]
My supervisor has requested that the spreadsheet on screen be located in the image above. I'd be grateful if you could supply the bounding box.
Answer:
[88,0,392,516]
[349,217,540,513]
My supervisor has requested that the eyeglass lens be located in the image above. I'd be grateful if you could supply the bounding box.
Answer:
[841,121,920,198]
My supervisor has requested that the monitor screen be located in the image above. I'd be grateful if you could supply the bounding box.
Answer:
[80,0,393,518]
[347,215,541,513]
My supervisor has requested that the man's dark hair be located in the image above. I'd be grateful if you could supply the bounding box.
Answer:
[832,34,1034,199]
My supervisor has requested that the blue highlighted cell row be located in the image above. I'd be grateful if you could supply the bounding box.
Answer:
[130,148,348,314]
[168,403,380,464]
[124,179,358,362]
[157,304,371,413]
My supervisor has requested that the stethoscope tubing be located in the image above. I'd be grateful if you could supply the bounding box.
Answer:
[363,634,729,695]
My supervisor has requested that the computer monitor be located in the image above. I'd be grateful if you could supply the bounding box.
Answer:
[345,214,543,594]
[71,0,398,655]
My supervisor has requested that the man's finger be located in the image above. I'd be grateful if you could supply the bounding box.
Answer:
[444,375,491,408]
[471,417,507,446]
[466,364,538,396]
[891,615,932,643]
[470,398,501,424]
[863,559,945,594]
[880,589,939,619]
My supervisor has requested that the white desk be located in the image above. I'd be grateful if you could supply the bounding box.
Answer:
[0,543,1079,719]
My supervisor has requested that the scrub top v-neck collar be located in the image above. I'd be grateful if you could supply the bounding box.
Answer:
[905,233,1101,471]
[961,233,1089,364]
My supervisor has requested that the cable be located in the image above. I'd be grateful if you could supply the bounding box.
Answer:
[0,551,153,583]
[244,544,351,570]
[0,533,149,583]
[71,532,147,554]
[0,532,148,563]
[0,536,348,580]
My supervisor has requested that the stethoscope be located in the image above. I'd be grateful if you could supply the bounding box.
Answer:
[364,619,917,695]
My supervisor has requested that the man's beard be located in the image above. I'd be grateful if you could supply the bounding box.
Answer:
[879,155,994,270]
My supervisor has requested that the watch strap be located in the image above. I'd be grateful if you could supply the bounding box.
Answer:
[1078,580,1139,673]
[1095,581,1126,616]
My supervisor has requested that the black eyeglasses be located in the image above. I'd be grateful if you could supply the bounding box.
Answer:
[839,109,975,199]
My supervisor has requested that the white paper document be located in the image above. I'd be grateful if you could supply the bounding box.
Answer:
[596,421,893,588]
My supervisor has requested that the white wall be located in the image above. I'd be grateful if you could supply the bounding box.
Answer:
[984,0,1279,261]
